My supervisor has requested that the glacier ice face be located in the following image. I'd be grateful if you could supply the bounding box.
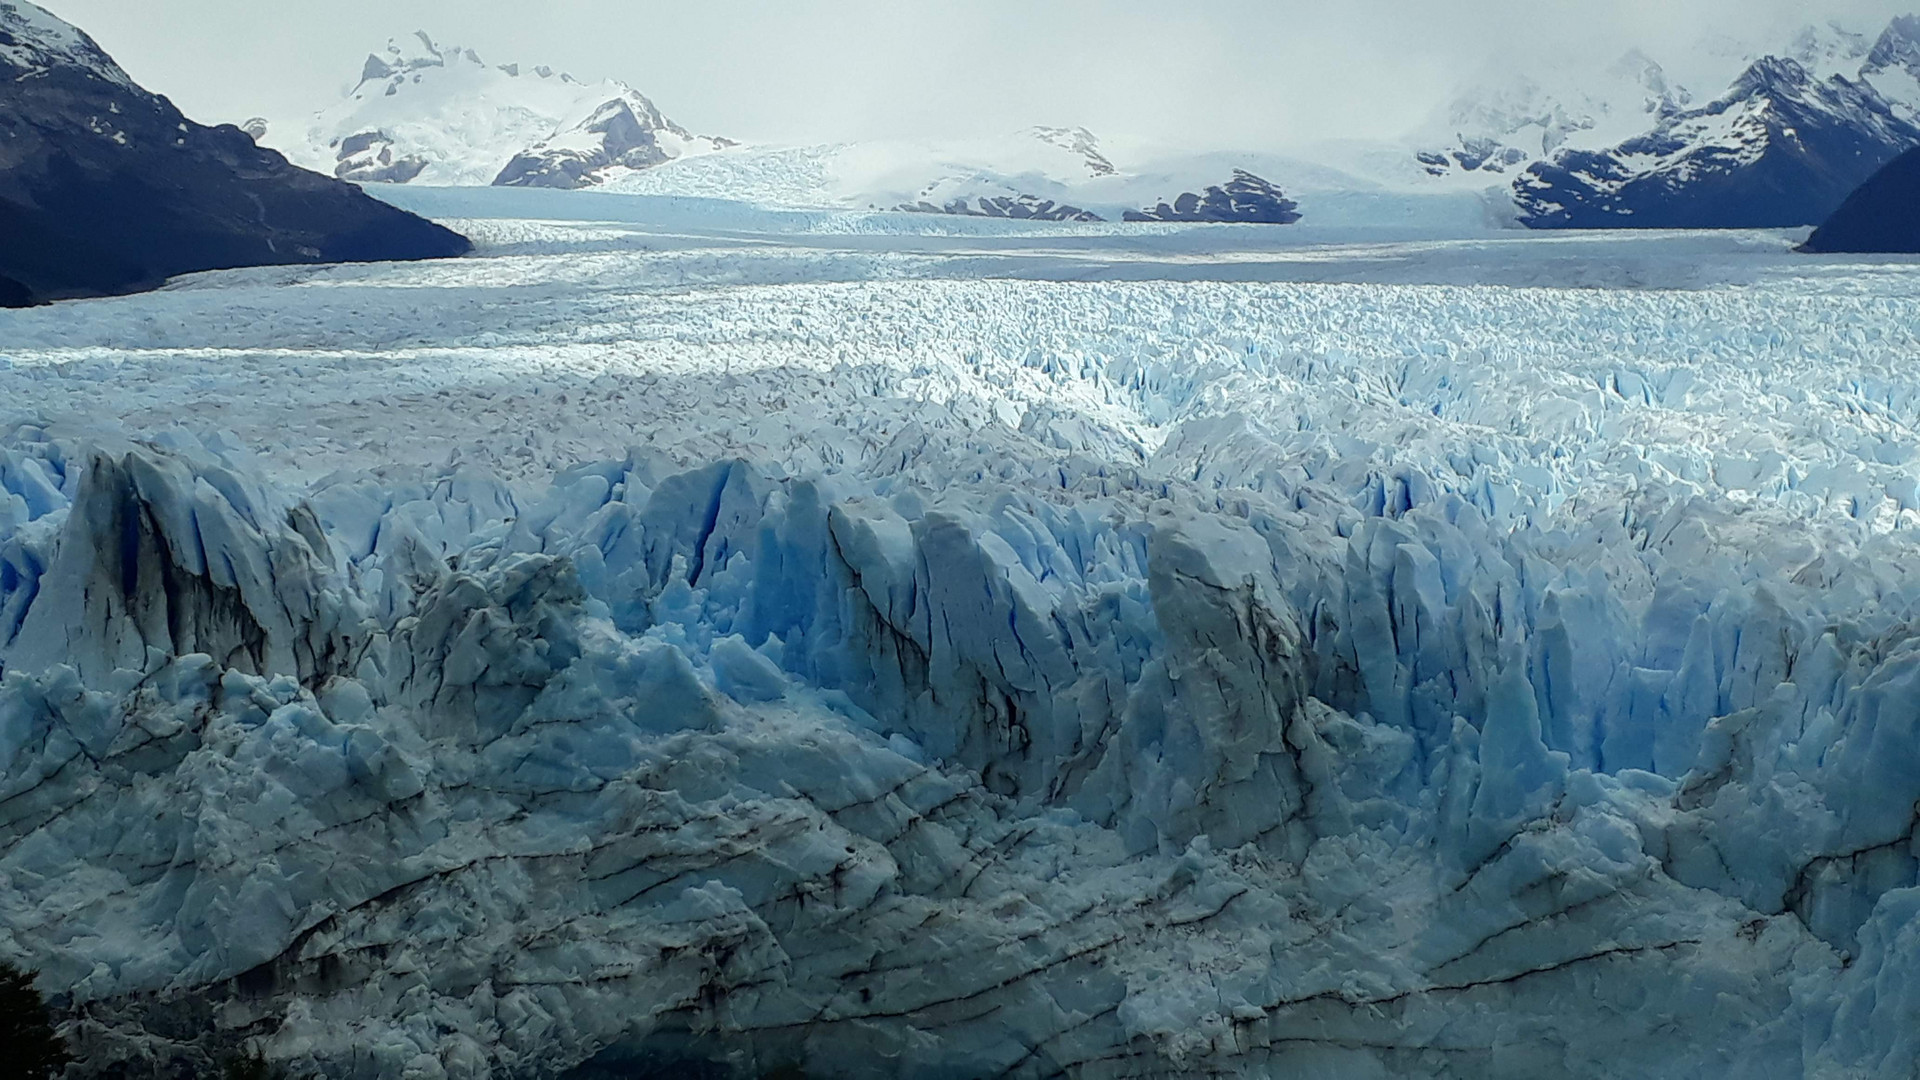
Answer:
[2,198,1920,1078]
[1,434,1915,1079]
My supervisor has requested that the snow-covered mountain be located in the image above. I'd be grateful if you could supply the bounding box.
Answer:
[1415,49,1695,184]
[1122,169,1301,223]
[881,130,1303,224]
[270,61,1313,228]
[1417,17,1920,188]
[1860,15,1920,119]
[1786,20,1878,79]
[0,1,467,307]
[706,13,1920,232]
[1781,14,1920,116]
[492,92,717,189]
[251,15,1920,230]
[1399,15,1920,229]
[268,32,730,188]
[1514,55,1920,228]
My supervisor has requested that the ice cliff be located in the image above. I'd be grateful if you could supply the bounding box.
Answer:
[2,396,1918,1076]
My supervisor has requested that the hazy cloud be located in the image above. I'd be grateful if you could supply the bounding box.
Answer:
[35,0,1919,148]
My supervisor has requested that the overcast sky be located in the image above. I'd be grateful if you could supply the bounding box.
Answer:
[35,0,1919,148]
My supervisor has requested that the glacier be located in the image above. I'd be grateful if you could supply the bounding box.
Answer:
[2,189,1920,1078]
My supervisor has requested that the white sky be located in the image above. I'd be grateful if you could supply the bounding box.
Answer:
[33,0,1919,148]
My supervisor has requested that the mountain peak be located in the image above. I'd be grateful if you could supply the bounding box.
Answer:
[493,86,715,189]
[1866,14,1920,75]
[0,0,131,88]
[1733,54,1816,93]
[357,31,509,89]
[1417,50,1700,181]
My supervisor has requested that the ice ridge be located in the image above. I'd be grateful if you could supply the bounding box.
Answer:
[1,407,1918,1076]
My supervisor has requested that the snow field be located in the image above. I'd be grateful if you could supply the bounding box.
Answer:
[2,192,1920,1077]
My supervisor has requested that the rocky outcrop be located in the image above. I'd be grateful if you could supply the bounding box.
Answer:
[1124,170,1303,224]
[494,94,728,190]
[1030,125,1117,177]
[895,194,1102,221]
[332,130,432,184]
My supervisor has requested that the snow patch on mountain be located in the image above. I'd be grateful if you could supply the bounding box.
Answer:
[268,32,727,188]
[1030,125,1117,177]
[1783,20,1878,79]
[0,0,131,88]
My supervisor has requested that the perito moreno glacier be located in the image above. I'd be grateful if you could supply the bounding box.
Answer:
[1,189,1919,1078]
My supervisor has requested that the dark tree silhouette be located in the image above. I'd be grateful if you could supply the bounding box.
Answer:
[0,961,71,1079]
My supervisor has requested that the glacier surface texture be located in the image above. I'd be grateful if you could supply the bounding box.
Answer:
[1,191,1919,1078]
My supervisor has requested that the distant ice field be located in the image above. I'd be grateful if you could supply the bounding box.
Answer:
[2,185,1917,504]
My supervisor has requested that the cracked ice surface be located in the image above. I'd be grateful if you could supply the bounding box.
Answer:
[2,189,1920,1077]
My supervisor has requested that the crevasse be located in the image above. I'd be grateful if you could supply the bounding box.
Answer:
[1,403,1917,1077]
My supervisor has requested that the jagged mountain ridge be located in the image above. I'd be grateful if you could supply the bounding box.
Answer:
[493,93,710,189]
[246,14,1920,229]
[1792,15,1920,117]
[1420,16,1920,184]
[1514,55,1920,228]
[270,32,731,189]
[1416,48,1696,183]
[0,1,467,307]
[1403,15,1920,229]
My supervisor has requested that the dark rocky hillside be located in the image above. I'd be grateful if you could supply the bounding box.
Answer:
[0,1,469,307]
[1800,146,1920,252]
